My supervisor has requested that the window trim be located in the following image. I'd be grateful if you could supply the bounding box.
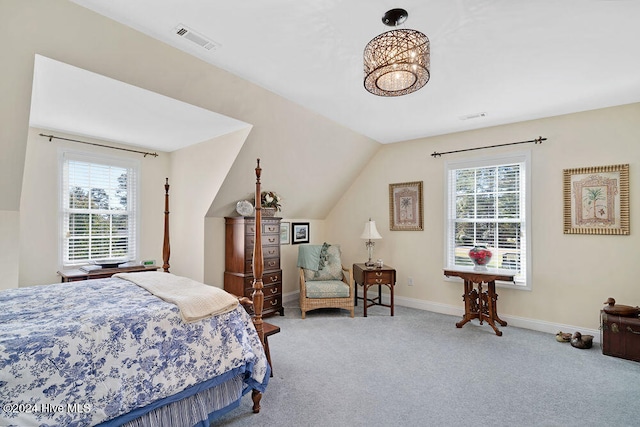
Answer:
[59,149,140,268]
[443,150,532,290]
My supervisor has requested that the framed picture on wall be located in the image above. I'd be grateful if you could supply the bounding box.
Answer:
[291,222,310,244]
[389,181,424,231]
[280,222,290,245]
[563,164,629,235]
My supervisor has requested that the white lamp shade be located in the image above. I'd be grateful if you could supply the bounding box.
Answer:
[360,220,382,240]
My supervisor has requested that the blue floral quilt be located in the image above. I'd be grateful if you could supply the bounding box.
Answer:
[0,277,269,427]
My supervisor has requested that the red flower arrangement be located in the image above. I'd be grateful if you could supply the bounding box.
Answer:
[468,246,492,267]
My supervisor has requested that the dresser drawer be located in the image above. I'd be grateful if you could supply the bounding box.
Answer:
[264,295,282,311]
[245,294,282,316]
[364,270,395,285]
[244,282,282,298]
[245,233,280,248]
[243,241,280,259]
[245,221,280,235]
[264,283,282,298]
[242,282,282,298]
[263,222,280,234]
[244,256,280,273]
[243,272,282,289]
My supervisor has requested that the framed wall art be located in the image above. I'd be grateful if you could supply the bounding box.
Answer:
[563,164,629,235]
[389,181,424,231]
[280,222,290,245]
[291,222,310,244]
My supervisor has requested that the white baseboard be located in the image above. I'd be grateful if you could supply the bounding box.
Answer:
[285,291,600,342]
[395,295,601,343]
[282,290,299,306]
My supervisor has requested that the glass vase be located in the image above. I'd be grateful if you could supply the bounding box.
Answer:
[468,245,492,270]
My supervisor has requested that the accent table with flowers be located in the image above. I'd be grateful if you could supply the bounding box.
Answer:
[443,268,514,336]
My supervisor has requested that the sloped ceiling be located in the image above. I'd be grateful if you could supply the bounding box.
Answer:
[30,55,250,151]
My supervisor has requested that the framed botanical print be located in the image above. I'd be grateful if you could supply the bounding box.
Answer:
[389,181,424,231]
[563,164,629,235]
[280,222,290,245]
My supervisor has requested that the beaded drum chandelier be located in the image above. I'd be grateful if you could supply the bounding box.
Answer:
[364,8,430,97]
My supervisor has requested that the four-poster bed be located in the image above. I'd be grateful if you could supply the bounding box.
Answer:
[0,160,269,426]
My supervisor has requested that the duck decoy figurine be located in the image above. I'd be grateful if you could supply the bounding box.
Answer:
[555,331,572,342]
[603,297,640,317]
[570,331,594,349]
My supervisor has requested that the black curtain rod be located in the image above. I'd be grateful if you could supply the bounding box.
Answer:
[40,133,159,158]
[431,136,546,158]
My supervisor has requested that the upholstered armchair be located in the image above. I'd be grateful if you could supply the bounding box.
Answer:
[298,243,354,319]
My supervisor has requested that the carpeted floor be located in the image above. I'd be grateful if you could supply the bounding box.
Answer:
[214,301,640,427]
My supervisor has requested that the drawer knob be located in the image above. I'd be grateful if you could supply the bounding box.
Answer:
[270,299,279,306]
[270,288,278,294]
[375,272,383,277]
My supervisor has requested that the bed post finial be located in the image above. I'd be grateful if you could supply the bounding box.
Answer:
[163,178,171,273]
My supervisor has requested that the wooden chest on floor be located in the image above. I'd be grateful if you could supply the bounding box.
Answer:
[601,311,640,362]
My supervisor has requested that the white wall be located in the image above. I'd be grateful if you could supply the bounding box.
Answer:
[0,211,19,290]
[326,103,640,331]
[18,128,171,286]
[18,126,251,287]
[169,129,249,282]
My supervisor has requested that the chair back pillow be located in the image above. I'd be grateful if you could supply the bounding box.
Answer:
[303,245,343,281]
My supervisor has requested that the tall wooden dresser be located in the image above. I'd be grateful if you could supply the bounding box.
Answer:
[224,216,284,317]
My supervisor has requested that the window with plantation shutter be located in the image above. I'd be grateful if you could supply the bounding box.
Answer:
[445,151,531,289]
[60,152,139,267]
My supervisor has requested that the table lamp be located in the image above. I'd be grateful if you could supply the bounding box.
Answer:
[361,218,382,267]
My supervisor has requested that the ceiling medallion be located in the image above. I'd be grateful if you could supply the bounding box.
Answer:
[364,8,430,97]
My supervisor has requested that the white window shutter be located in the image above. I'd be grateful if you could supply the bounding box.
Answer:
[61,152,138,266]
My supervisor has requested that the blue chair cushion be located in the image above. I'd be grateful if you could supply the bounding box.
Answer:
[305,280,350,299]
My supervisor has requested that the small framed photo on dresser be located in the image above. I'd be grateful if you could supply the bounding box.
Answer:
[291,222,310,244]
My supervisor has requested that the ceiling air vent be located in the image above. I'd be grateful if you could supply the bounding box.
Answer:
[459,112,487,121]
[174,24,220,51]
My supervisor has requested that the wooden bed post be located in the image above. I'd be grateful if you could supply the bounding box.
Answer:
[251,159,265,413]
[252,159,265,343]
[163,178,171,273]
